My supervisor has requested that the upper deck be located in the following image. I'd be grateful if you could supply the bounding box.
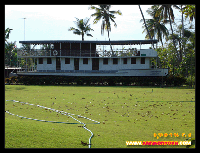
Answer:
[18,40,158,58]
[19,39,158,45]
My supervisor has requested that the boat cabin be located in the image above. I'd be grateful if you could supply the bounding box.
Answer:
[17,40,168,76]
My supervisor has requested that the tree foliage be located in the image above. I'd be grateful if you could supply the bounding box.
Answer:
[89,5,122,38]
[141,5,169,46]
[141,5,195,86]
[68,17,94,41]
[181,5,195,22]
[5,28,17,67]
[156,25,195,79]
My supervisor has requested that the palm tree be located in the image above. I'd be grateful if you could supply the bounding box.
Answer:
[68,17,94,41]
[89,5,122,38]
[141,5,169,47]
[182,5,195,22]
[5,28,13,42]
[155,5,180,51]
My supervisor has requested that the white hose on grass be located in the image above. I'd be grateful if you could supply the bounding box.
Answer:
[5,100,100,148]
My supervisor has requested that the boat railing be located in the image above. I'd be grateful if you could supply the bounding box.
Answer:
[17,49,141,58]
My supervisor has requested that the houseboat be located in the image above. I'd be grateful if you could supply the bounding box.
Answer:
[17,40,168,77]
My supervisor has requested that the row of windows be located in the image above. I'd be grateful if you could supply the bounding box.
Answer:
[39,58,53,64]
[39,58,146,65]
[105,58,145,64]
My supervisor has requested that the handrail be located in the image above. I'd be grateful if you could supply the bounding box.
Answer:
[17,49,141,58]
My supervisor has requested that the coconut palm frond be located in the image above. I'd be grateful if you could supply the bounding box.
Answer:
[89,5,122,38]
[68,17,93,41]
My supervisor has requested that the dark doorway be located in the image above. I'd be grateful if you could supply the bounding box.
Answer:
[56,57,61,70]
[74,58,79,70]
[92,58,99,70]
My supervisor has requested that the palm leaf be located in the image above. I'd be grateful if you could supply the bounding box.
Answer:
[68,17,94,40]
[73,29,81,35]
[89,5,122,38]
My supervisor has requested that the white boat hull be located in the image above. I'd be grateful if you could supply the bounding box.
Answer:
[17,69,168,77]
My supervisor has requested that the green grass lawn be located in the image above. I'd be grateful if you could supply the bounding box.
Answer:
[5,85,195,148]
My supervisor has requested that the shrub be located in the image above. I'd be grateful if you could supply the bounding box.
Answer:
[185,75,195,86]
[174,75,187,86]
[11,75,186,86]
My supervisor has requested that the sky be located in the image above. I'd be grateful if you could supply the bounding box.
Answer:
[5,5,182,49]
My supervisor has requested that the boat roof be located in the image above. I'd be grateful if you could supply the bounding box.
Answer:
[19,40,158,45]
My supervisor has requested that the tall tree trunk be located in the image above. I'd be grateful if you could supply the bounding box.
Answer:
[108,30,113,55]
[82,33,84,41]
[138,5,152,40]
[181,5,187,76]
[161,40,164,47]
[169,15,178,59]
[104,20,113,54]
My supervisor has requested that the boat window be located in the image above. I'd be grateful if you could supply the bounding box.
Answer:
[65,58,70,64]
[141,57,145,64]
[47,58,52,64]
[39,58,43,64]
[123,58,127,64]
[113,58,118,64]
[103,58,108,65]
[83,58,88,64]
[131,58,136,64]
